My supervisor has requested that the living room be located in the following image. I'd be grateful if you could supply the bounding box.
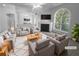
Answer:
[0,3,79,56]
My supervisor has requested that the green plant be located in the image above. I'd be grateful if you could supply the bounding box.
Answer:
[72,24,79,41]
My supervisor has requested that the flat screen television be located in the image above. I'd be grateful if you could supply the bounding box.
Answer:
[24,18,30,21]
[41,14,51,20]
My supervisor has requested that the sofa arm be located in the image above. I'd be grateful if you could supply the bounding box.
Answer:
[55,37,69,55]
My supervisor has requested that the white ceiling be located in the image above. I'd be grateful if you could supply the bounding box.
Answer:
[0,3,63,13]
[13,3,62,9]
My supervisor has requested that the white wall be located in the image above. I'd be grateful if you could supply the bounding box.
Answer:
[0,4,40,33]
[15,5,53,28]
[0,4,17,32]
[0,5,5,32]
[15,5,34,25]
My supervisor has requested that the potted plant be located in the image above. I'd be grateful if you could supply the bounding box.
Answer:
[72,24,79,42]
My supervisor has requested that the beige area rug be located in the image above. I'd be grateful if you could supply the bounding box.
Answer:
[9,36,29,56]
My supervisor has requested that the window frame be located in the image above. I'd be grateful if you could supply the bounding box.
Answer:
[54,8,71,33]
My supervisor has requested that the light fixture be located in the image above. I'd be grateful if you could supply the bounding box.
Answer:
[32,3,45,9]
[11,26,15,33]
[33,4,41,9]
[2,4,6,7]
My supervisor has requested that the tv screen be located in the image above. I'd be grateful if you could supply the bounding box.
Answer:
[41,14,51,20]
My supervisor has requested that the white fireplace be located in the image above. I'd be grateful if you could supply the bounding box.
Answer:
[39,20,53,32]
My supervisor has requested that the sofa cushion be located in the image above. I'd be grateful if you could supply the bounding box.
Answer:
[35,39,50,51]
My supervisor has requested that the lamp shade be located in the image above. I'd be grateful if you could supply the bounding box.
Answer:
[11,27,14,31]
[10,26,15,34]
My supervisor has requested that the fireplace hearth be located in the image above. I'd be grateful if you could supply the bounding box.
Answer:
[41,24,49,32]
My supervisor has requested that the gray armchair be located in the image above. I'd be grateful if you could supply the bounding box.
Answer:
[28,39,55,56]
[49,35,69,55]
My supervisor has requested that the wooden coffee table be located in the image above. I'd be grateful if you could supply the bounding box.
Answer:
[26,32,42,41]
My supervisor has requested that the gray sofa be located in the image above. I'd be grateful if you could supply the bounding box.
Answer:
[16,27,30,36]
[16,24,40,36]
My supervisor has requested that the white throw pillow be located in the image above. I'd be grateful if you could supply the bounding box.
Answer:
[4,33,9,39]
[7,32,12,36]
[0,35,4,47]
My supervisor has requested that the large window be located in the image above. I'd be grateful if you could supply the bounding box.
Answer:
[54,8,70,32]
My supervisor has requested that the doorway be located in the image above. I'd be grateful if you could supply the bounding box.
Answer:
[6,14,15,30]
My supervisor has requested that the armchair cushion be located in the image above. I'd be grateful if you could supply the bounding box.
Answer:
[36,39,50,51]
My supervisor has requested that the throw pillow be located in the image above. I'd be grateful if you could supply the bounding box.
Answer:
[7,32,12,36]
